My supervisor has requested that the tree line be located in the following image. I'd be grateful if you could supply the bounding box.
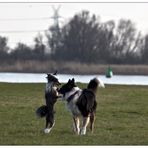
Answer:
[1,10,148,64]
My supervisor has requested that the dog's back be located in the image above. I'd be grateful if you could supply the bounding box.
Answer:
[76,89,97,117]
[76,78,99,117]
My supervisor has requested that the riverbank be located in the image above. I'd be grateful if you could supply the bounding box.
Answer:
[0,60,148,75]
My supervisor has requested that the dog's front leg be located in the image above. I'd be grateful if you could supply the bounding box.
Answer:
[73,116,80,135]
[56,94,63,99]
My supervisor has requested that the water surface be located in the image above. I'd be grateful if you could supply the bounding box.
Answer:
[0,72,148,85]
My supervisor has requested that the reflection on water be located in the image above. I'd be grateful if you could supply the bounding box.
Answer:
[0,72,148,85]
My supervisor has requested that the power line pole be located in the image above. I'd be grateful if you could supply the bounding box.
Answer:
[48,5,63,54]
[51,5,62,32]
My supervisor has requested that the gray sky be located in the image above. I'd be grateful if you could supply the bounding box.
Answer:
[0,1,148,48]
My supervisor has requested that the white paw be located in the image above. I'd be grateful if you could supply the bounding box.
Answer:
[80,127,86,135]
[44,128,51,134]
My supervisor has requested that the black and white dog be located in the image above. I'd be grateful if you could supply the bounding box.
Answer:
[58,77,105,135]
[36,72,61,133]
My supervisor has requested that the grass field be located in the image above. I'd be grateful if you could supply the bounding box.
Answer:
[0,82,148,145]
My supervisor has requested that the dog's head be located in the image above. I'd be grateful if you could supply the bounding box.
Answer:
[58,78,76,96]
[46,71,61,86]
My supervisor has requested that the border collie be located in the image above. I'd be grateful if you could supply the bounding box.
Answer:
[58,77,105,135]
[36,72,61,133]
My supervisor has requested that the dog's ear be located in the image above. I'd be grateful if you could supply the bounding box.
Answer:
[46,73,49,78]
[71,78,75,84]
[68,79,71,83]
[53,70,57,75]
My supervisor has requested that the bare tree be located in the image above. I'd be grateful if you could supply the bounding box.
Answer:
[50,11,102,62]
[11,42,33,60]
[141,34,148,63]
[0,36,9,61]
[34,33,45,60]
[111,19,138,62]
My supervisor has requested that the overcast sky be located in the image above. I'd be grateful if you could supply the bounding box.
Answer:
[0,1,148,48]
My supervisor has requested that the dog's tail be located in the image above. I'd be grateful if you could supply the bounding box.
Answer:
[87,77,105,93]
[36,105,48,118]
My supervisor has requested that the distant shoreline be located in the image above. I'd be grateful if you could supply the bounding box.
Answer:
[0,60,148,75]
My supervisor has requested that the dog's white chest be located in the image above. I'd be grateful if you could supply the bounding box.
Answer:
[45,83,52,93]
[45,82,58,96]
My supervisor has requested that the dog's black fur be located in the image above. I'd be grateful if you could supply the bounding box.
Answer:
[77,78,99,117]
[36,72,61,132]
[76,89,97,117]
[36,105,48,118]
[58,78,99,134]
[59,78,98,117]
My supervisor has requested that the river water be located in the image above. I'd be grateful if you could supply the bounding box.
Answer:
[0,72,148,85]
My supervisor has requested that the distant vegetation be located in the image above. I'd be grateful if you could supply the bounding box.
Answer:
[0,10,148,73]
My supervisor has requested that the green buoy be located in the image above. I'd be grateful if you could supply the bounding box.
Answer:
[106,66,113,78]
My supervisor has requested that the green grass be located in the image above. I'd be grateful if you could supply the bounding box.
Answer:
[0,83,148,145]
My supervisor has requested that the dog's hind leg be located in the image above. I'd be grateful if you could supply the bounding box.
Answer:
[90,112,95,133]
[44,113,55,134]
[73,116,80,135]
[80,116,90,135]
